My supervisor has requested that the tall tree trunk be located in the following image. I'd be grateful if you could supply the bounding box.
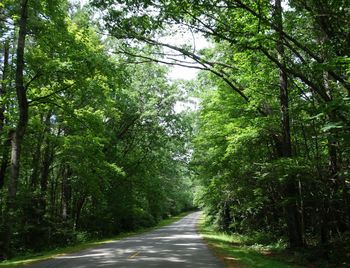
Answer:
[3,0,29,258]
[30,131,43,188]
[61,167,72,222]
[0,40,10,190]
[0,136,11,190]
[8,0,29,204]
[274,0,304,248]
[40,112,53,212]
[318,24,347,242]
[74,194,86,231]
[0,39,9,133]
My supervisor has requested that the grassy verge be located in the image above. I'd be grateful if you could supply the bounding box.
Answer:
[198,216,304,268]
[0,211,192,268]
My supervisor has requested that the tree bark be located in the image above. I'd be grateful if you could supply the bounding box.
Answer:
[74,194,86,230]
[3,0,29,258]
[0,135,11,190]
[61,167,72,222]
[0,40,10,190]
[274,0,304,248]
[8,0,29,203]
[40,112,53,212]
[30,131,43,188]
[0,39,9,133]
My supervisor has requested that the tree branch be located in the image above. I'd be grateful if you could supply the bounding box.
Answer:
[28,83,75,105]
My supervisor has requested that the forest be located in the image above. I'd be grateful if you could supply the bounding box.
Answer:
[0,0,350,266]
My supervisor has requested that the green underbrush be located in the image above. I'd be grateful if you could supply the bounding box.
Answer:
[0,211,193,268]
[198,217,303,268]
[199,216,350,268]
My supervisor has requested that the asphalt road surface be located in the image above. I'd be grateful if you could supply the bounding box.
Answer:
[27,211,224,267]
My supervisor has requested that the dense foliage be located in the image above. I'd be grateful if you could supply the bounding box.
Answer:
[188,2,350,254]
[91,0,350,264]
[0,0,193,258]
[1,0,350,265]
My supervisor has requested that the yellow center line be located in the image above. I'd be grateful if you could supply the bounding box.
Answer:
[128,251,140,259]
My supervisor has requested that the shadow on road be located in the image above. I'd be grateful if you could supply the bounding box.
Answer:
[28,212,224,268]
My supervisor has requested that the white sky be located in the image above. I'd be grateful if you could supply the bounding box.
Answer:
[74,0,209,81]
[73,0,203,113]
[162,33,210,81]
[169,65,198,80]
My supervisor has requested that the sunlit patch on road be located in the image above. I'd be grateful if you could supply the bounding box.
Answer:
[26,212,224,268]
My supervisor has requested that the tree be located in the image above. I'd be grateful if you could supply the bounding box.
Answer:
[0,2,194,258]
[92,0,349,250]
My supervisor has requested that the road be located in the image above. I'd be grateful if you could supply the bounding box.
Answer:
[27,212,224,267]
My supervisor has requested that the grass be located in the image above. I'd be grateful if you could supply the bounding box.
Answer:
[198,216,304,268]
[0,211,192,268]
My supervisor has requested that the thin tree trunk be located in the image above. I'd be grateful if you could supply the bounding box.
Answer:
[0,40,10,190]
[0,39,9,133]
[61,168,72,222]
[274,0,304,248]
[61,170,68,222]
[74,194,86,230]
[40,112,53,212]
[339,155,350,230]
[300,123,311,160]
[0,135,11,190]
[30,131,43,188]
